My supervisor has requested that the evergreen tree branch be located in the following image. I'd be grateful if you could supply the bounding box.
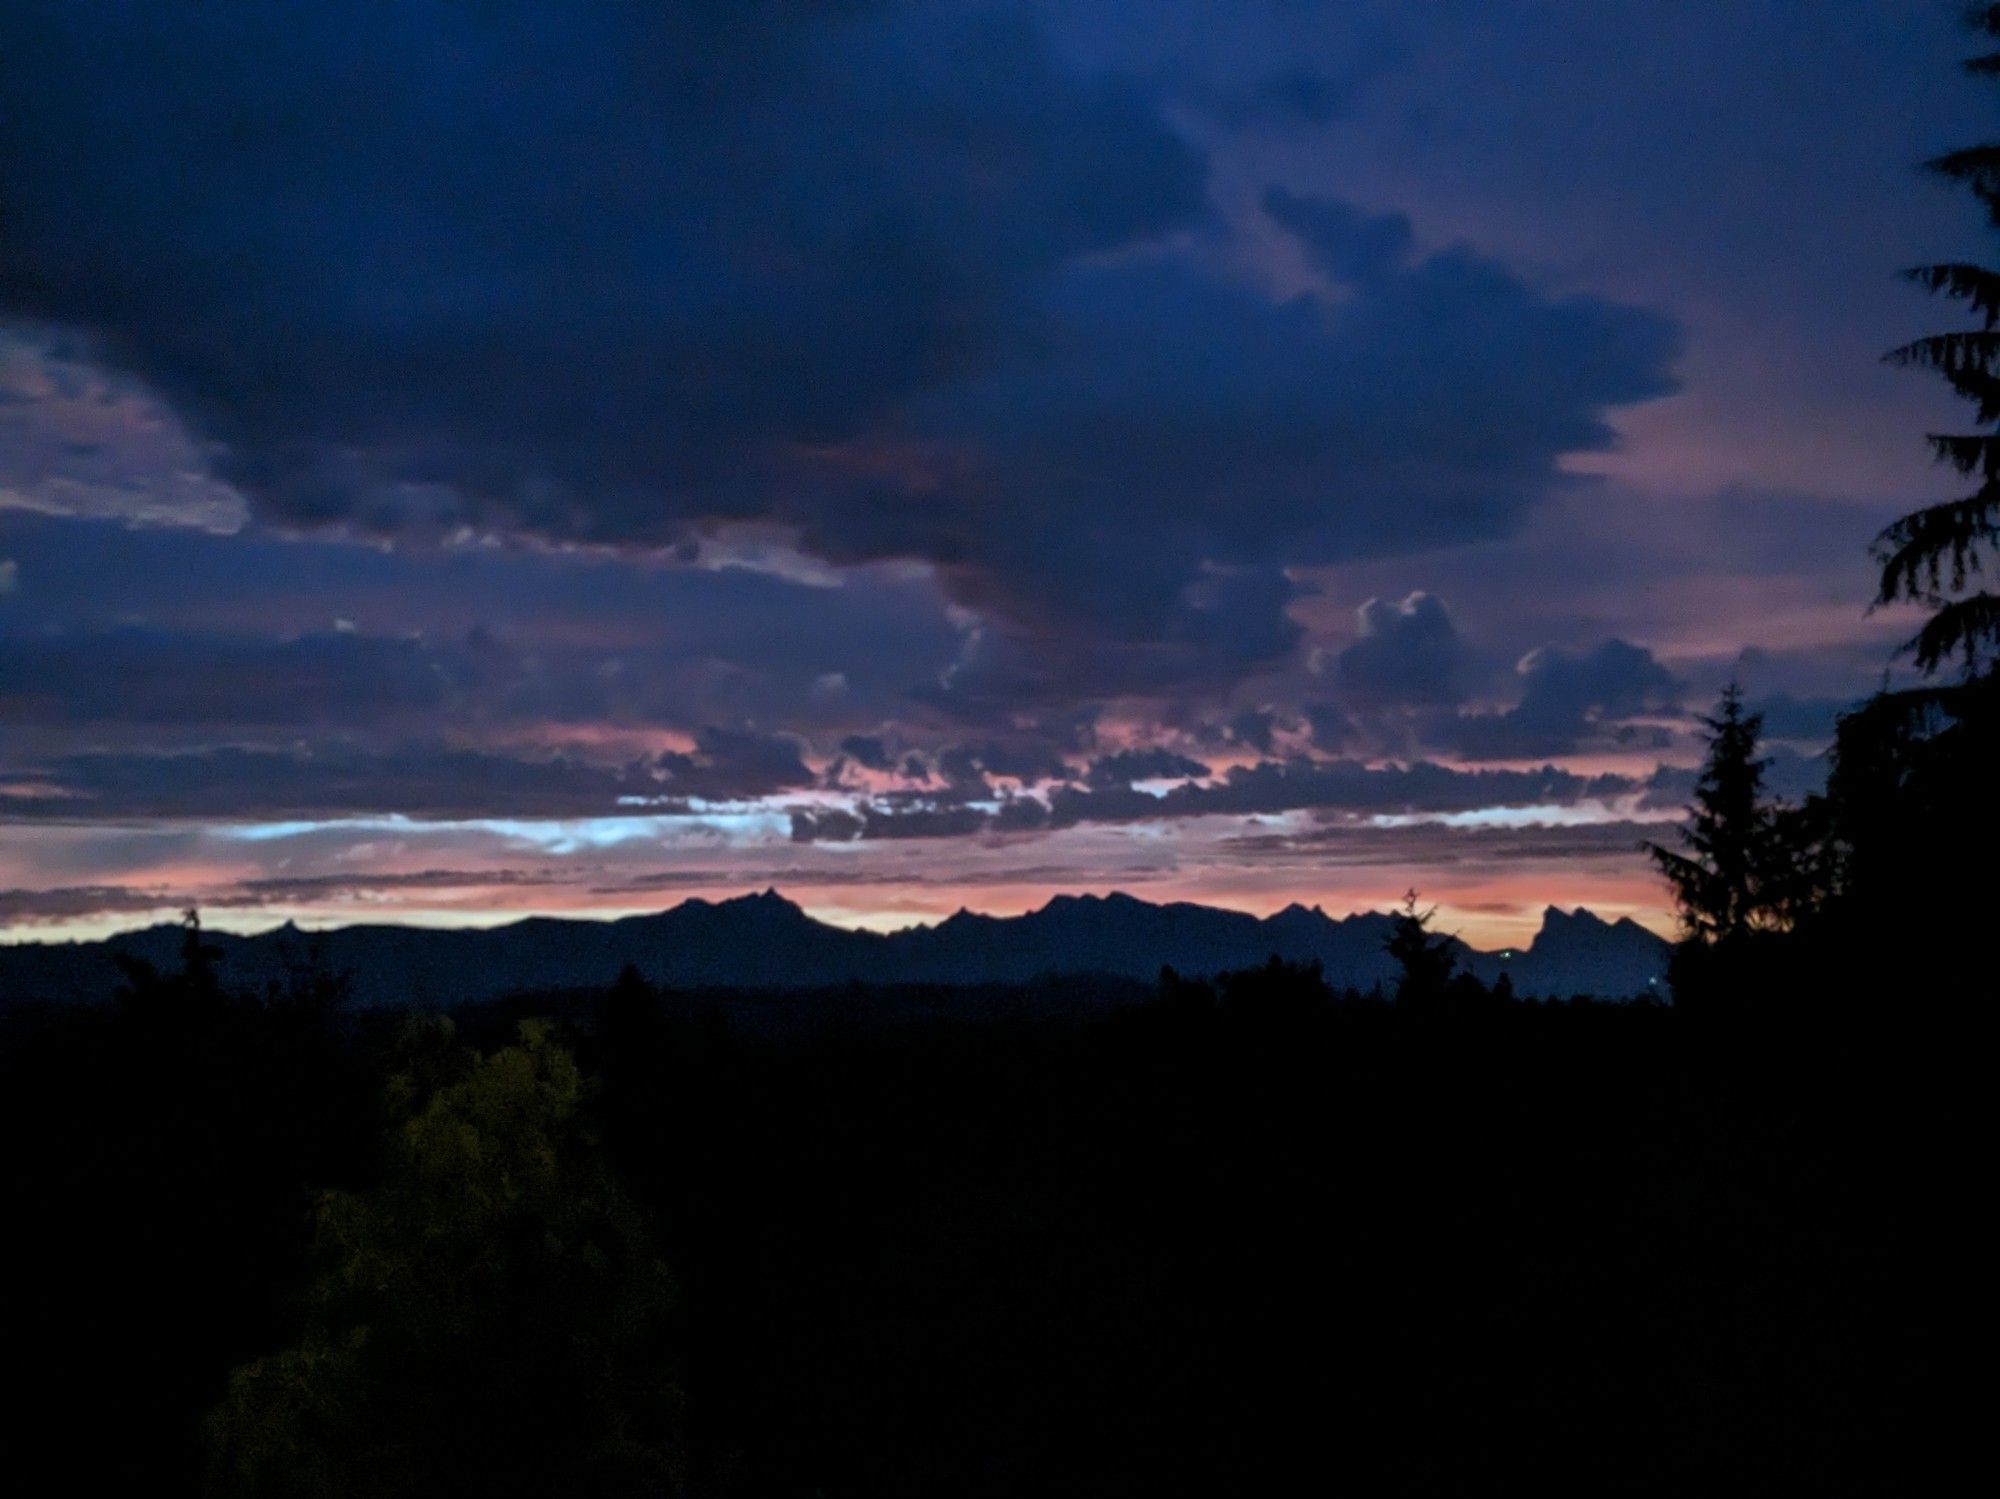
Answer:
[1902,262,2000,327]
[1904,590,2000,672]
[1872,490,2000,601]
[1882,329,2000,377]
[1922,145,2000,225]
[1923,431,2000,475]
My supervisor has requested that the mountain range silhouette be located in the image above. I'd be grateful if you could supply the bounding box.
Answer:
[0,891,1669,1008]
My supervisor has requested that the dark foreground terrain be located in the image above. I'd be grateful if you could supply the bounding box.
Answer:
[0,937,1951,1496]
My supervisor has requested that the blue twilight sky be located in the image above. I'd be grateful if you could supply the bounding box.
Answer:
[0,1,1989,943]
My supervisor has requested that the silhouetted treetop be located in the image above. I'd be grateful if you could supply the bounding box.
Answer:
[1385,889,1456,1005]
[1647,685,1818,943]
[1879,3,2000,673]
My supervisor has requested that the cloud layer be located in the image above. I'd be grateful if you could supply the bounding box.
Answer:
[0,0,1676,668]
[0,0,1964,940]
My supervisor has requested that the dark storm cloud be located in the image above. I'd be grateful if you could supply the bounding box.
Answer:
[789,808,863,845]
[918,573,1309,713]
[0,511,964,744]
[859,804,994,841]
[1199,68,1361,128]
[655,727,814,801]
[1302,702,1359,752]
[991,795,1054,832]
[0,884,187,922]
[0,0,1199,535]
[0,1,1677,685]
[1437,639,1681,761]
[1218,818,1679,870]
[1033,0,1413,131]
[837,736,896,774]
[1224,709,1282,756]
[1263,191,1416,284]
[785,755,1638,842]
[0,512,952,669]
[790,801,987,843]
[1333,591,1474,707]
[0,628,448,729]
[886,224,1676,644]
[937,741,1076,788]
[1083,748,1212,788]
[0,745,658,822]
[1047,757,1633,825]
[0,733,809,823]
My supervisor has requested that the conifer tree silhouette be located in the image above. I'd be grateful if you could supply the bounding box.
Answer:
[1648,685,1781,941]
[1879,3,2000,674]
[1820,4,2000,929]
[1384,889,1456,1004]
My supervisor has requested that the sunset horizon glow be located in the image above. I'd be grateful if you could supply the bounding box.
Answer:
[1,3,1979,950]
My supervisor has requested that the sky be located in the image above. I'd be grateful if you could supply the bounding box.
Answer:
[0,0,1990,947]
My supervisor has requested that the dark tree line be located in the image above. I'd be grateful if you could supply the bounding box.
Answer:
[1642,5,2000,1000]
[2,932,1947,1495]
[1847,5,2000,904]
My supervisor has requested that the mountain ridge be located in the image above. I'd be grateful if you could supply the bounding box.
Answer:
[0,890,1670,1008]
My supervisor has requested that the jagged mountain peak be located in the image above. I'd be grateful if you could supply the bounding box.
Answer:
[1540,903,1605,926]
[0,888,1671,1008]
[1040,890,1146,911]
[713,888,808,917]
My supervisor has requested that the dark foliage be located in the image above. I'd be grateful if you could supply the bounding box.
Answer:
[1383,888,1494,1014]
[1647,685,1827,942]
[1879,6,2000,672]
[0,917,378,1493]
[204,1016,683,1498]
[0,927,1952,1495]
[1659,4,2000,1008]
[1820,668,2000,940]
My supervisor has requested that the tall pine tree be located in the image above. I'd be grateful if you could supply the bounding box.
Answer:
[1384,889,1457,1004]
[1648,685,1784,942]
[1878,3,2000,674]
[1819,4,2000,934]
